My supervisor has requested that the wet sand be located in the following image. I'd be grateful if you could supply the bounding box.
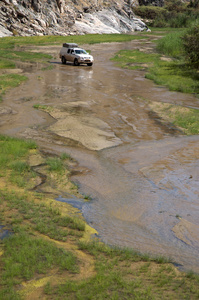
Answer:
[0,39,199,272]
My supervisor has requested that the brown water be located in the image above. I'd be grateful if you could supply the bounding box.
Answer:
[1,40,199,272]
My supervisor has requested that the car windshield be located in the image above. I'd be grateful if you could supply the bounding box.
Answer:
[75,49,87,54]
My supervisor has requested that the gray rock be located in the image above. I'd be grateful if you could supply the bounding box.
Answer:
[0,24,13,37]
[0,0,148,37]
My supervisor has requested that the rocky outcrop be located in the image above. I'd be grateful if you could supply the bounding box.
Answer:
[0,0,149,37]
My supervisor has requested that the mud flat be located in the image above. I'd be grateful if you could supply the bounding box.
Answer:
[0,40,199,272]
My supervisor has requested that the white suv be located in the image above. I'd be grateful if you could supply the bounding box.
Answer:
[59,43,94,66]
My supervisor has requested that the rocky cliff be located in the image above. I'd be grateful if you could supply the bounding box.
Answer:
[0,0,149,37]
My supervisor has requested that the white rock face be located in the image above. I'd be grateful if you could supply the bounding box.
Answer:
[75,9,148,34]
[0,25,13,37]
[0,0,148,37]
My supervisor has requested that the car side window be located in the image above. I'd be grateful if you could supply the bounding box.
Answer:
[71,49,74,54]
[67,49,70,54]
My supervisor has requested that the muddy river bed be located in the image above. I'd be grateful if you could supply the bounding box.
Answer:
[1,40,199,272]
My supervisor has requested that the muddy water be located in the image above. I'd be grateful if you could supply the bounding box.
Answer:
[1,39,199,272]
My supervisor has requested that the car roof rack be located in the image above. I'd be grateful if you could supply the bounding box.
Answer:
[63,43,79,48]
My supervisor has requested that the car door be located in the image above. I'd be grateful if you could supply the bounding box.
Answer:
[70,49,76,62]
[65,48,71,61]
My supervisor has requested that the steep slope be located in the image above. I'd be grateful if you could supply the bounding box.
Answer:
[0,0,148,37]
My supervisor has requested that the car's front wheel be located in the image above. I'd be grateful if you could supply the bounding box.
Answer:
[61,56,66,64]
[74,58,79,66]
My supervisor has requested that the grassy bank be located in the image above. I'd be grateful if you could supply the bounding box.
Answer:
[1,135,199,299]
[111,28,199,134]
[0,33,148,47]
[112,29,199,95]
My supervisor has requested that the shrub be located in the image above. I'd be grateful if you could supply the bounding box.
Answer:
[165,0,187,12]
[188,0,199,8]
[156,30,184,57]
[134,6,167,20]
[134,2,199,28]
[182,25,199,68]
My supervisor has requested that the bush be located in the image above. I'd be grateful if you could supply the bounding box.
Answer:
[156,30,184,57]
[134,6,168,20]
[182,25,199,68]
[165,0,187,12]
[134,3,199,28]
[188,0,199,8]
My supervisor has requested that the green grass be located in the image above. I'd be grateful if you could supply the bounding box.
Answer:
[0,49,51,63]
[0,33,149,48]
[0,135,37,164]
[46,157,65,173]
[111,29,199,134]
[0,135,37,180]
[0,232,78,299]
[0,73,28,102]
[0,58,15,69]
[111,49,161,70]
[0,45,51,102]
[0,135,83,299]
[2,232,77,281]
[1,194,84,240]
[60,152,72,161]
[42,240,199,300]
[112,46,199,95]
[146,60,199,94]
[148,101,199,135]
[156,30,185,58]
[172,107,199,135]
[0,135,199,299]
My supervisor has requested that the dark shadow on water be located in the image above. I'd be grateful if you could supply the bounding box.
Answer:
[55,195,86,210]
[0,225,12,240]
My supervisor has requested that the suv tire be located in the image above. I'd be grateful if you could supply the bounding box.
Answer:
[61,56,66,64]
[74,58,79,66]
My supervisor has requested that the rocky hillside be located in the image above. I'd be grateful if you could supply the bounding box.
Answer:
[0,0,150,37]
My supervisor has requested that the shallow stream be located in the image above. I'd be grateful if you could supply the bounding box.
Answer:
[1,39,199,272]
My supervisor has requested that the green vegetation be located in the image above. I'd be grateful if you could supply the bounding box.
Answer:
[111,49,161,70]
[0,49,51,63]
[0,33,148,48]
[0,46,52,102]
[0,136,199,299]
[0,134,85,298]
[112,42,199,95]
[0,135,37,188]
[134,0,199,28]
[156,30,185,57]
[43,240,199,299]
[182,24,199,68]
[111,27,199,134]
[148,101,199,135]
[0,73,27,102]
[46,157,65,173]
[2,232,77,281]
